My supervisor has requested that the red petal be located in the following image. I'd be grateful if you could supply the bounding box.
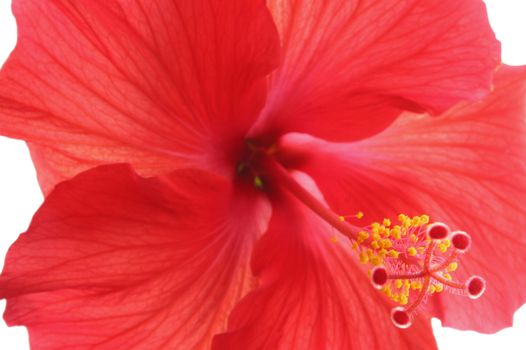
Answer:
[0,164,271,349]
[252,0,500,142]
[213,174,437,350]
[281,65,526,332]
[0,0,280,188]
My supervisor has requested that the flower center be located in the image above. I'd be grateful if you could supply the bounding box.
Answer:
[256,152,486,328]
[235,139,275,190]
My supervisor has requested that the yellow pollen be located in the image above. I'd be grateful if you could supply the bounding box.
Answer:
[447,262,458,272]
[395,279,403,289]
[359,252,369,264]
[443,273,453,280]
[407,247,417,256]
[435,283,444,293]
[383,218,391,227]
[410,281,422,290]
[371,241,380,250]
[388,249,400,258]
[338,215,345,222]
[356,211,364,219]
[370,255,383,266]
[357,231,369,243]
[381,239,392,249]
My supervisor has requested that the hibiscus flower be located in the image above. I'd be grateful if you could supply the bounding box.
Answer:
[0,0,525,349]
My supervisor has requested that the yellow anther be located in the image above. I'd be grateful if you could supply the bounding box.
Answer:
[417,246,426,254]
[254,176,264,188]
[410,281,421,290]
[351,242,359,250]
[439,244,448,253]
[338,215,345,222]
[443,239,451,248]
[429,285,436,294]
[407,247,417,256]
[371,241,380,250]
[443,273,452,280]
[412,216,421,226]
[357,231,369,243]
[435,283,444,293]
[359,252,369,264]
[398,214,408,222]
[380,239,392,249]
[447,262,458,272]
[370,255,383,266]
[384,286,392,298]
[355,211,364,219]
[372,233,382,242]
[388,249,400,258]
[420,214,430,224]
[410,234,418,243]
[395,279,403,289]
[400,295,409,305]
[383,218,391,227]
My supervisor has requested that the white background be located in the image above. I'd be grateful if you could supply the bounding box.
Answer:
[0,0,525,348]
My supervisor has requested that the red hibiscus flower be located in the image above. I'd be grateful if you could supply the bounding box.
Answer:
[0,0,524,349]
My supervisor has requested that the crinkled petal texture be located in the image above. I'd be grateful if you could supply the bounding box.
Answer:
[0,0,280,193]
[0,164,271,349]
[280,66,526,332]
[213,175,437,350]
[252,0,500,142]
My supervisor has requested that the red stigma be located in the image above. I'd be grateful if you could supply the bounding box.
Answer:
[371,266,388,289]
[427,223,450,240]
[391,307,412,329]
[466,276,486,299]
[451,231,471,253]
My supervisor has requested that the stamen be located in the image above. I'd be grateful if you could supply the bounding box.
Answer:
[264,159,486,329]
[358,214,485,328]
